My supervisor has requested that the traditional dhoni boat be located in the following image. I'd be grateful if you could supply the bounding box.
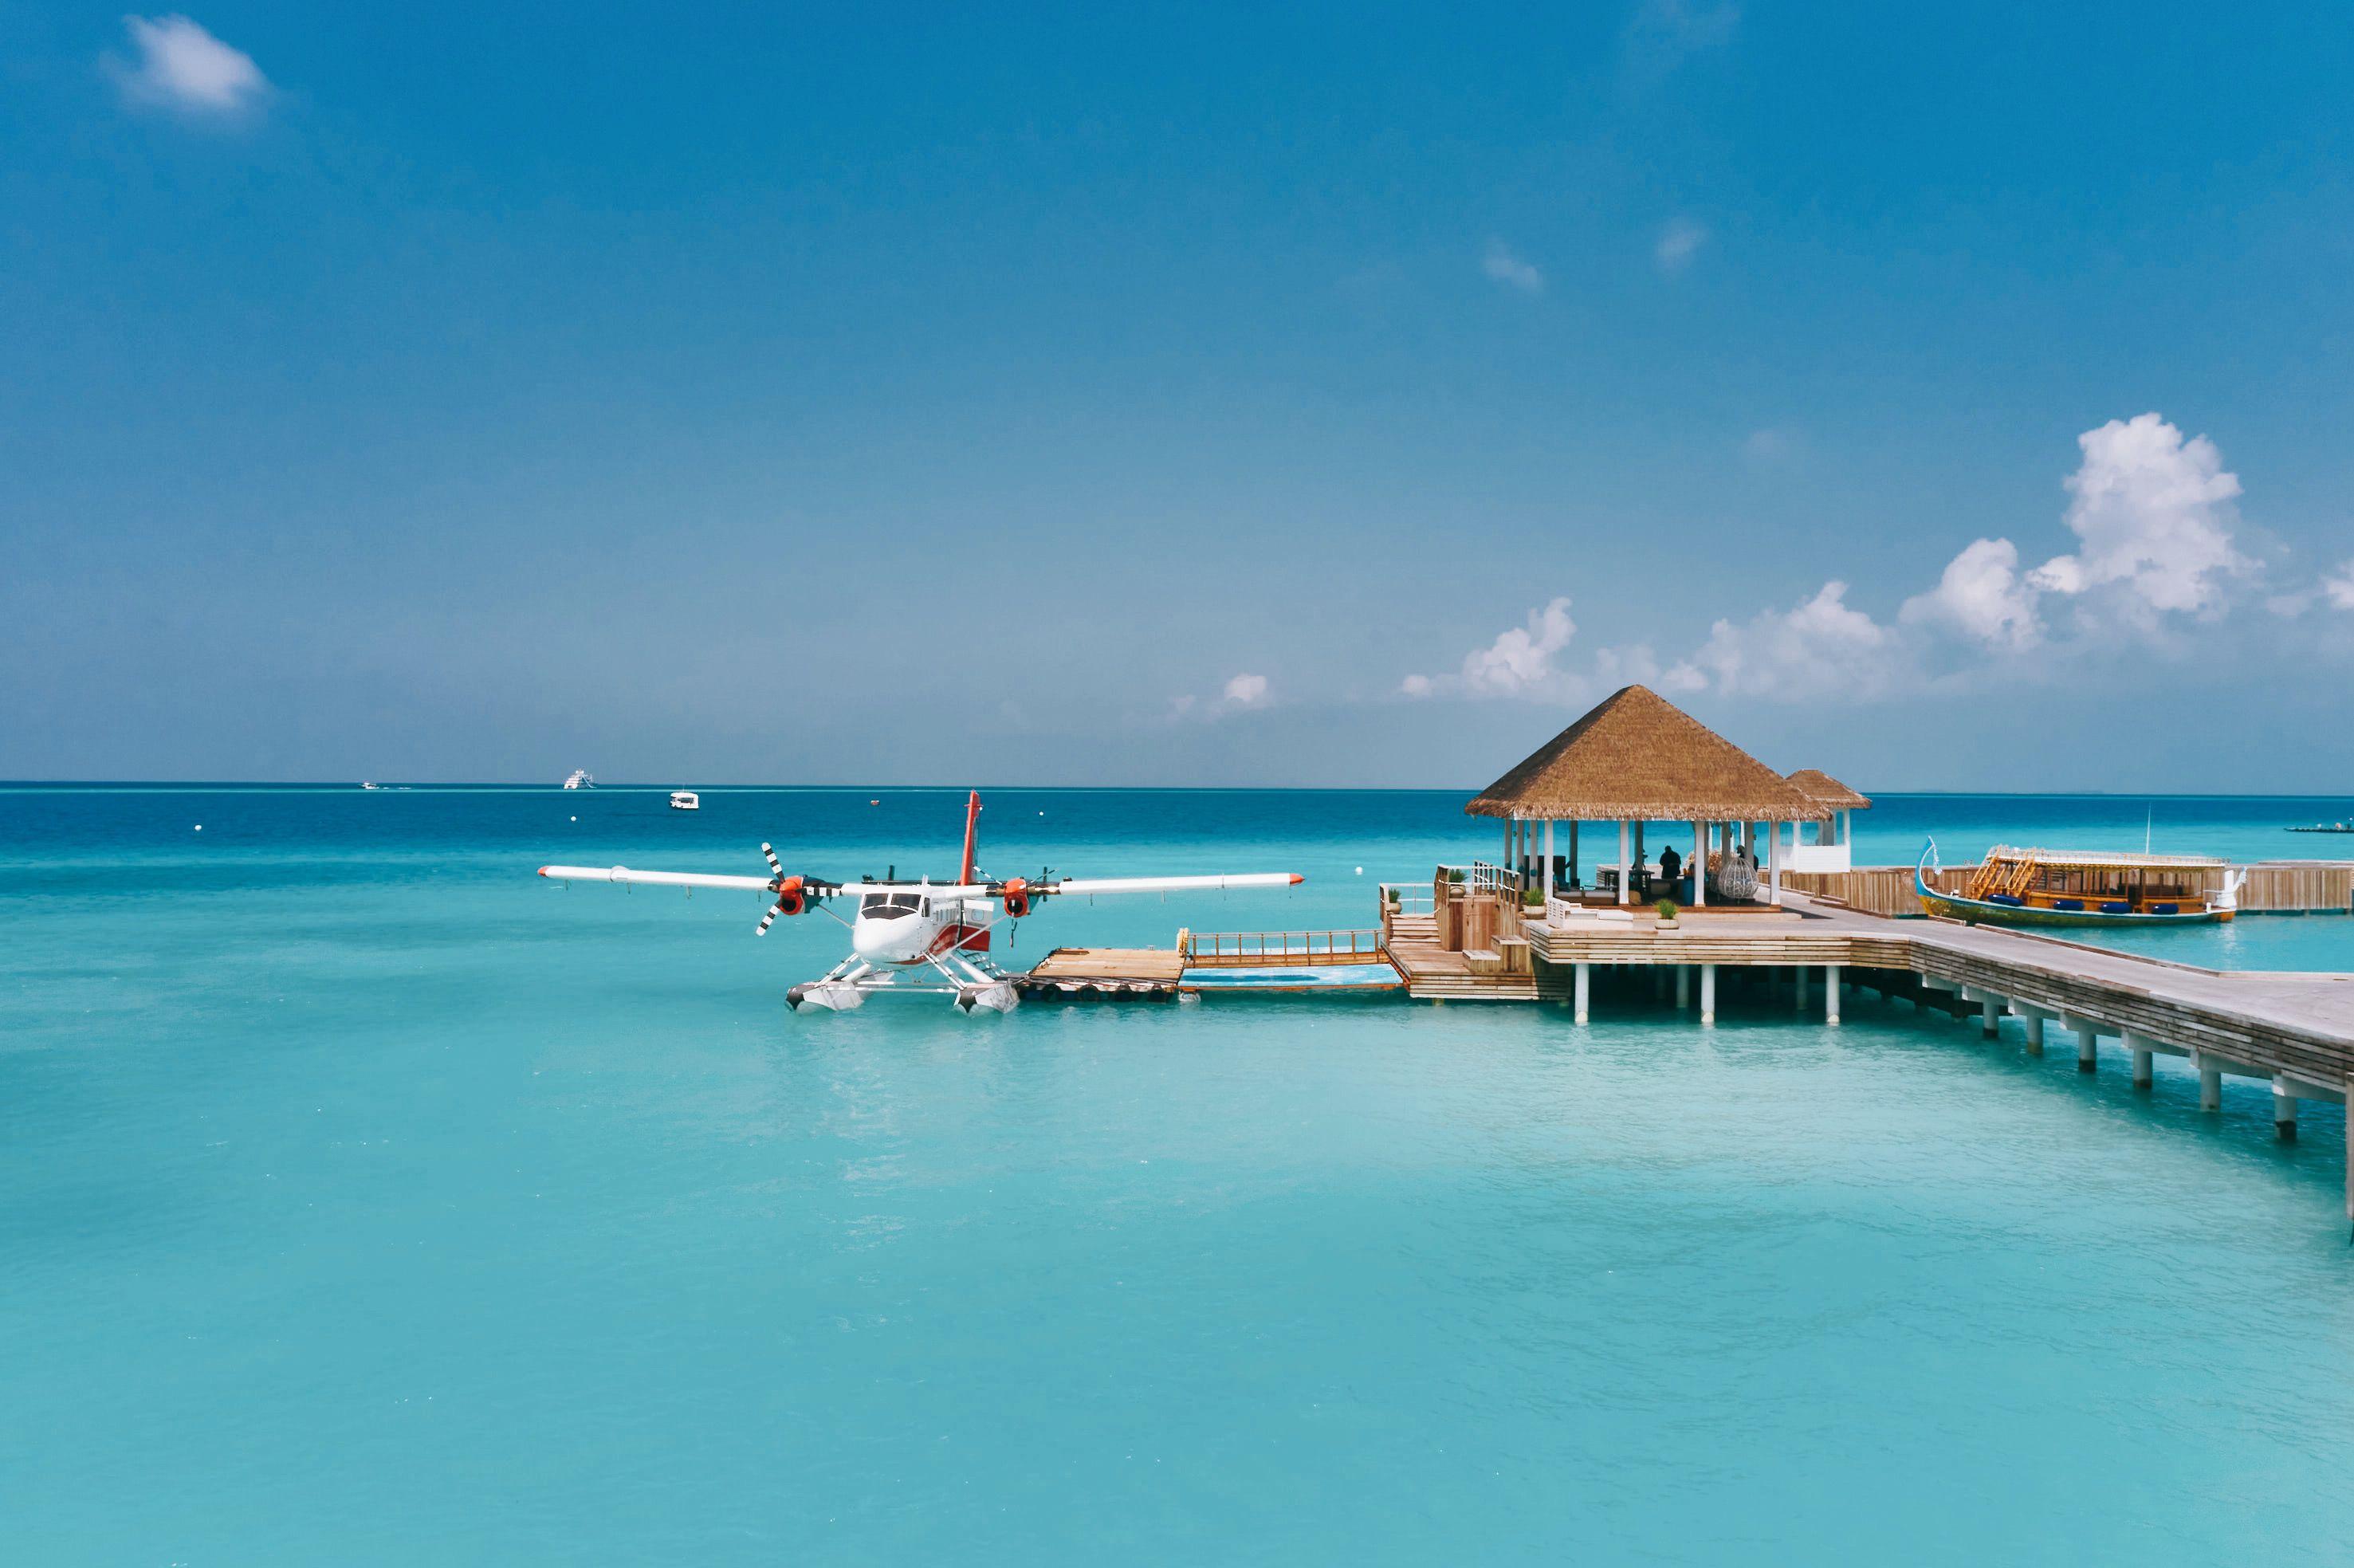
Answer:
[1916,840,2245,926]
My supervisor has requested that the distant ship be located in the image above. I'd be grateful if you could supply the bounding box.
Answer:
[669,790,700,812]
[563,770,595,790]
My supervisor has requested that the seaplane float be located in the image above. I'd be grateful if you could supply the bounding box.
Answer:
[538,791,1302,1012]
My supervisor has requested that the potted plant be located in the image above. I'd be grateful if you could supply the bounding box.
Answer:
[1654,897,1680,927]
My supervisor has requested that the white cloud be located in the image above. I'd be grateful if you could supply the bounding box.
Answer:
[1676,582,1900,699]
[2324,560,2354,611]
[1655,218,1708,274]
[2027,413,2246,623]
[1401,597,1582,701]
[1481,239,1543,296]
[1899,537,2041,650]
[1395,413,2297,709]
[1221,673,1270,707]
[1464,597,1577,694]
[113,14,268,115]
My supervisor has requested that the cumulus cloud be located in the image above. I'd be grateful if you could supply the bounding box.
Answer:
[1399,412,2281,709]
[1899,537,2041,650]
[2028,413,2246,623]
[1673,582,1901,699]
[112,15,269,115]
[2324,560,2354,612]
[1481,239,1544,296]
[1222,673,1270,707]
[1401,597,1580,701]
[1655,218,1708,274]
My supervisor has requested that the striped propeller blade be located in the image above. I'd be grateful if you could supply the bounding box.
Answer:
[756,900,785,935]
[761,843,784,878]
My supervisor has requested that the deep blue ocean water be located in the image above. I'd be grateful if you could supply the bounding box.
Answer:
[6,786,2353,1564]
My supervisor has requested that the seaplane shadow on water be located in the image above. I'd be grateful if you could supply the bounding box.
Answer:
[539,792,1302,1014]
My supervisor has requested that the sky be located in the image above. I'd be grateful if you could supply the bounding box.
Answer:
[3,2,2352,790]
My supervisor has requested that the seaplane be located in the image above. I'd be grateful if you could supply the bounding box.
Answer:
[537,791,1302,1013]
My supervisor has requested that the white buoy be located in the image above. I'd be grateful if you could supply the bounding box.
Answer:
[194,824,202,831]
[570,815,576,822]
[1354,866,1362,875]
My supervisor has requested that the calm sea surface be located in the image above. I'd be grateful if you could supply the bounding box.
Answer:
[6,786,2353,1564]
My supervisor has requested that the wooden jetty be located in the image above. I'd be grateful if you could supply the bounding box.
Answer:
[1016,686,2354,1224]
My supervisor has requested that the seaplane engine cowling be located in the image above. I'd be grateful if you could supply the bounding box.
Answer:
[999,878,1032,919]
[770,877,807,918]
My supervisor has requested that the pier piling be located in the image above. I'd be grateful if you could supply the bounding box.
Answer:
[1825,964,1841,1025]
[2274,1080,2300,1140]
[1700,963,1716,1025]
[1574,961,1590,1024]
[2076,1022,2099,1074]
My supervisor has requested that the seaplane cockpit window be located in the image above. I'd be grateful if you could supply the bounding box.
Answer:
[859,892,924,920]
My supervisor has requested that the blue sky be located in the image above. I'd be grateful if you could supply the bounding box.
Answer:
[4,2,2352,788]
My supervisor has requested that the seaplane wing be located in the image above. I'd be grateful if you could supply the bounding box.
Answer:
[538,865,779,891]
[1048,873,1303,896]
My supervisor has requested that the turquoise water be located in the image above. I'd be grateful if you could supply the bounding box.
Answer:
[6,786,2354,1564]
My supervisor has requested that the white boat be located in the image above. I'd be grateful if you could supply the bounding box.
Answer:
[669,791,700,812]
[563,770,595,790]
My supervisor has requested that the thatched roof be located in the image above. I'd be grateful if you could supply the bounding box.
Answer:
[1786,768,1871,815]
[1466,685,1818,821]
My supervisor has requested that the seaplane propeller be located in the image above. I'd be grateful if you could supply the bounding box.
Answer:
[537,791,1301,1016]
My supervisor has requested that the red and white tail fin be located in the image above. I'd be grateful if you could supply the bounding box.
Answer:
[958,789,981,885]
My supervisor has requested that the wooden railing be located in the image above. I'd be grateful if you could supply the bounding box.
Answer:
[1459,862,1522,894]
[1182,929,1388,967]
[1380,884,1436,915]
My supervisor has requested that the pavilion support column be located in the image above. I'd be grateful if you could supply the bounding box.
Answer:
[1767,819,1782,906]
[1617,821,1630,906]
[1574,961,1590,1024]
[1690,818,1706,907]
[1542,819,1554,894]
[1824,965,1841,1025]
[1569,821,1579,890]
[1700,963,1716,1025]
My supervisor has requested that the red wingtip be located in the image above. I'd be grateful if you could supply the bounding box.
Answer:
[536,867,551,877]
[1290,874,1305,885]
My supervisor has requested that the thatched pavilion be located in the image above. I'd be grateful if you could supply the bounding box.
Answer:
[1782,768,1871,873]
[1465,685,1825,908]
